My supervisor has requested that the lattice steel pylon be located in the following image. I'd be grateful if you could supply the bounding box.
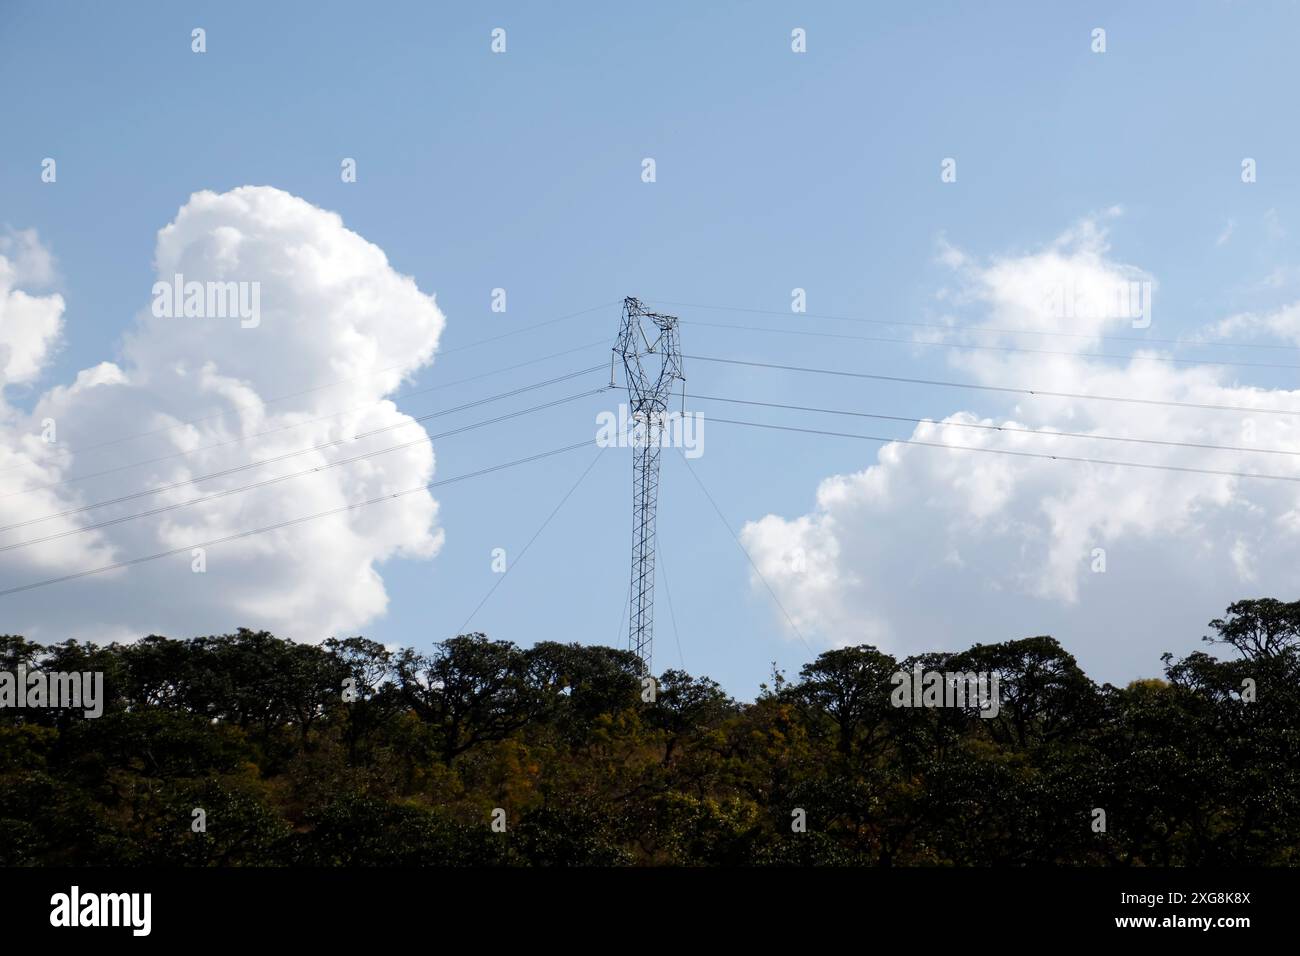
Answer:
[613,296,683,674]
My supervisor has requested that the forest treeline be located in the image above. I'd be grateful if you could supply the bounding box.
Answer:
[2,599,1299,866]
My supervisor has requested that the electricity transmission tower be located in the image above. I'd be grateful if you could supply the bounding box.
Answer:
[613,296,683,674]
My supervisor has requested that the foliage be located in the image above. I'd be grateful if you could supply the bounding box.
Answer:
[2,601,1297,865]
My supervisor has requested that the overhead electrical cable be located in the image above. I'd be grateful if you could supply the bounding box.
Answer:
[646,297,1300,353]
[452,446,608,636]
[686,392,1300,458]
[1,365,609,514]
[0,298,617,476]
[0,390,607,552]
[673,448,816,656]
[706,416,1300,484]
[684,354,1300,418]
[679,319,1300,372]
[0,440,597,599]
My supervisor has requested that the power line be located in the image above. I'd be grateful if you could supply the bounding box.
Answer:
[685,354,1300,418]
[613,591,630,651]
[0,440,597,599]
[707,416,1300,484]
[2,367,608,524]
[0,340,610,499]
[657,533,686,671]
[680,319,1300,372]
[0,299,616,477]
[454,445,608,636]
[687,392,1300,459]
[673,448,817,657]
[0,390,606,554]
[646,297,1300,353]
[439,300,619,355]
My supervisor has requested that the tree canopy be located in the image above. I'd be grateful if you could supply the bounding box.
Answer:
[2,600,1297,866]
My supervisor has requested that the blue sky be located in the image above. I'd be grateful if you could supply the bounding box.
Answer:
[3,1,1300,696]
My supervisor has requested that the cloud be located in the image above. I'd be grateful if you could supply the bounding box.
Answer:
[1206,301,1300,345]
[0,228,64,385]
[0,187,446,643]
[740,214,1300,682]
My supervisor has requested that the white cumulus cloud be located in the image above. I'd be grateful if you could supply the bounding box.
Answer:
[0,228,64,385]
[0,187,446,643]
[739,214,1300,682]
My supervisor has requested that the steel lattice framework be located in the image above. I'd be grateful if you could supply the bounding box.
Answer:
[614,296,683,674]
